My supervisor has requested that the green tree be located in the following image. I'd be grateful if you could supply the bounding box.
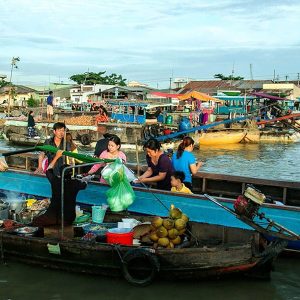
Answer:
[70,71,127,86]
[214,73,244,80]
[0,79,9,88]
[27,95,39,107]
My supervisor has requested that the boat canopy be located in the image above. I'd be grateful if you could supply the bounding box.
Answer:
[149,91,180,98]
[178,91,224,103]
[107,100,175,110]
[108,100,175,124]
[251,92,288,101]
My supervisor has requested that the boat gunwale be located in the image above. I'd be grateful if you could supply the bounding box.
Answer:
[4,169,300,213]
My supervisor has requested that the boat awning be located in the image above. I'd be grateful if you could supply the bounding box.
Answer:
[150,91,180,98]
[251,92,288,101]
[178,91,224,103]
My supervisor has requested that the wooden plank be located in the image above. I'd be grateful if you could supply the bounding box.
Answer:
[283,188,287,204]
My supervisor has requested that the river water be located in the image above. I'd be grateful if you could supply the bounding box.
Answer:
[0,140,300,299]
[0,258,299,300]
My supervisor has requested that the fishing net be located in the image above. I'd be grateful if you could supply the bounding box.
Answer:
[101,159,136,212]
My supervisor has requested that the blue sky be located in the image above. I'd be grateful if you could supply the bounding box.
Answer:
[0,0,300,87]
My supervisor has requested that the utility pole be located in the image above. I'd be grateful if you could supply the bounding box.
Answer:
[250,64,253,80]
[273,69,276,82]
[285,75,289,82]
[169,77,172,93]
[297,73,300,86]
[231,62,235,86]
[7,57,20,116]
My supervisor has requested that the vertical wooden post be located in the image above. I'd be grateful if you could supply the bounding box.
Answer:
[135,137,140,177]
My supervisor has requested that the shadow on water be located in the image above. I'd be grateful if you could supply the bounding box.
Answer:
[0,258,300,300]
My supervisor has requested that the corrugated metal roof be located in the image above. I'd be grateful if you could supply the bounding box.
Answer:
[180,80,278,94]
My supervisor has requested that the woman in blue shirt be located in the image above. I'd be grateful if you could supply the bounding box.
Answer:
[172,136,203,191]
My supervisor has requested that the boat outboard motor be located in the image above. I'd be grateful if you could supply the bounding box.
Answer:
[234,185,265,219]
[179,117,191,132]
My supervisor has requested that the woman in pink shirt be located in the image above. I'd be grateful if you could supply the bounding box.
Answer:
[88,135,126,184]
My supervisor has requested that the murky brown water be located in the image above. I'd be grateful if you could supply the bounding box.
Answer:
[0,258,299,300]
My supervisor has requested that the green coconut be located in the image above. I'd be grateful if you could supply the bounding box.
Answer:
[171,236,181,245]
[168,228,179,239]
[178,228,186,235]
[151,216,163,228]
[181,213,189,223]
[149,231,159,242]
[163,218,175,230]
[169,207,183,219]
[175,218,186,230]
[167,241,174,249]
[156,226,168,238]
[158,237,170,247]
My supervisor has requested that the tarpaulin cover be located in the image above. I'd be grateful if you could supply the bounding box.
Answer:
[178,91,224,103]
[251,92,288,101]
[150,91,180,98]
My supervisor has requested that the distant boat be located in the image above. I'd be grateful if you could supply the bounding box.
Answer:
[198,130,247,146]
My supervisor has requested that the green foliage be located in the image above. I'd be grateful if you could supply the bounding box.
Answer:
[214,73,244,80]
[0,80,9,88]
[27,95,39,107]
[70,71,127,86]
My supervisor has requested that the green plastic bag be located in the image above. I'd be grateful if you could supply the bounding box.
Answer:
[102,159,135,212]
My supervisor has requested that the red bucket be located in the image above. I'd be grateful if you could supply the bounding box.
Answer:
[106,228,133,245]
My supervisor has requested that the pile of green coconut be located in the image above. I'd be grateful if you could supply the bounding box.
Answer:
[149,205,189,248]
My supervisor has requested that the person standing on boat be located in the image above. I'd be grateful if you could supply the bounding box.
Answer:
[32,150,88,226]
[87,135,126,184]
[27,110,37,138]
[134,138,173,191]
[35,122,71,176]
[46,91,54,121]
[95,105,109,124]
[172,136,203,191]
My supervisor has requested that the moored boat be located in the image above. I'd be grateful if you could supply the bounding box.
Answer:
[1,169,300,253]
[198,130,247,146]
[0,213,286,285]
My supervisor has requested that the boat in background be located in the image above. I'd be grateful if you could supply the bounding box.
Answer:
[198,130,247,146]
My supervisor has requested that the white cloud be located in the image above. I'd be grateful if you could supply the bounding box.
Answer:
[0,0,299,86]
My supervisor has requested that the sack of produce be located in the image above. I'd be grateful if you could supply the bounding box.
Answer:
[102,159,135,212]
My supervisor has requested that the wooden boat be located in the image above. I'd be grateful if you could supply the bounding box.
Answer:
[7,133,45,146]
[2,152,300,206]
[1,170,300,253]
[198,130,247,146]
[0,193,292,286]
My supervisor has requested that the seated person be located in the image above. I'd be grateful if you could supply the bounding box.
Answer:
[32,150,87,226]
[95,105,109,124]
[171,171,193,194]
[135,138,173,191]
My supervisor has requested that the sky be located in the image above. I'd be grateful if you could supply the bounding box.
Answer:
[0,0,300,88]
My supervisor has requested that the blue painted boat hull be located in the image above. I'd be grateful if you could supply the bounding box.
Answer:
[1,171,300,251]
